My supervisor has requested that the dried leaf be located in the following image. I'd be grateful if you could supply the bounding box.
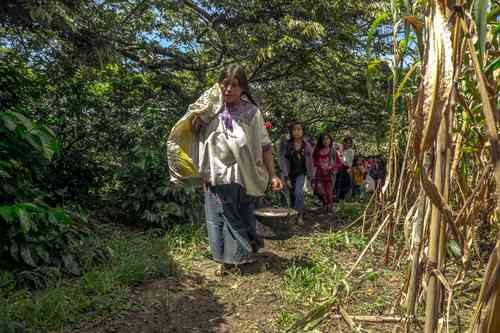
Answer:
[413,84,424,162]
[420,2,454,154]
[460,15,500,213]
[420,172,463,249]
[403,15,424,32]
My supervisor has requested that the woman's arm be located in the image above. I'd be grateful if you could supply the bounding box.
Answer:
[304,142,314,180]
[280,143,290,179]
[263,149,283,191]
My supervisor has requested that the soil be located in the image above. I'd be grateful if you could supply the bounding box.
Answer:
[65,208,399,333]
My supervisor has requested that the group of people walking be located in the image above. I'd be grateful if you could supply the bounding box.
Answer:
[279,123,385,219]
[169,63,385,274]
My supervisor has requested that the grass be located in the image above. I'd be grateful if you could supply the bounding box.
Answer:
[277,310,301,332]
[279,233,352,310]
[275,199,404,331]
[0,197,484,333]
[334,200,365,223]
[0,223,207,332]
[163,224,209,261]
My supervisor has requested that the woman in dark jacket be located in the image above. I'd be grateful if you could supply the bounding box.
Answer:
[280,122,314,218]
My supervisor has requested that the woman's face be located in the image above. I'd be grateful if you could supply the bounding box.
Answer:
[221,77,242,105]
[291,125,303,140]
[322,135,332,147]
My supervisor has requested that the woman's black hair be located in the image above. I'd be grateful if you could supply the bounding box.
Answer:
[218,63,257,105]
[287,121,304,141]
[313,132,333,157]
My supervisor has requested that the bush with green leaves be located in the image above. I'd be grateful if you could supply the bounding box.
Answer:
[0,201,110,279]
[41,150,108,206]
[114,146,204,228]
[0,61,108,278]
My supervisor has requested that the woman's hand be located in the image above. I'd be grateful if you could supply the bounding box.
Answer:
[286,179,293,189]
[191,115,203,132]
[271,176,283,192]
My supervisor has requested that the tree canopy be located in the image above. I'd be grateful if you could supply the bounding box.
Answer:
[1,0,391,140]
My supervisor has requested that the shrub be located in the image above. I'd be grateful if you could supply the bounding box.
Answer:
[113,145,203,228]
[1,106,108,279]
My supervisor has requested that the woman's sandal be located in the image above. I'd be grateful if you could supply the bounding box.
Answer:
[214,258,256,276]
[214,264,226,277]
[215,263,241,277]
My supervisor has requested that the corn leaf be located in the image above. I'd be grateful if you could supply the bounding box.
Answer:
[474,0,490,67]
[420,1,454,154]
[485,56,500,73]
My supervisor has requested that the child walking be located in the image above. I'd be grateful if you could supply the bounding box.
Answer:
[313,132,341,213]
[351,157,366,199]
[280,122,313,220]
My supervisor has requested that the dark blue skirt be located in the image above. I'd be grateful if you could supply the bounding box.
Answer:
[204,184,257,264]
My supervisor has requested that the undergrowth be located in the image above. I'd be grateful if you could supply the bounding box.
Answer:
[0,223,207,332]
[276,201,396,332]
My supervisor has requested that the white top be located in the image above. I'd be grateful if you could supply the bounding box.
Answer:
[198,101,272,196]
[342,148,354,168]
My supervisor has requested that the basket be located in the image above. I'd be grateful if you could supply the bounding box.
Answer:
[254,190,298,239]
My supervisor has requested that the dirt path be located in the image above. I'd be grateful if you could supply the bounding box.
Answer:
[63,201,483,333]
[68,210,338,333]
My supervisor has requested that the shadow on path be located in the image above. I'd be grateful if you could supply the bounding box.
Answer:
[67,204,351,333]
[68,265,228,333]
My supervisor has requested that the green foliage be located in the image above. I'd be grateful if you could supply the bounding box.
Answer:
[277,311,301,332]
[314,230,368,253]
[0,225,179,332]
[368,13,390,47]
[1,0,391,148]
[114,146,204,228]
[2,203,77,273]
[474,0,490,67]
[333,202,364,222]
[0,55,109,278]
[282,261,325,304]
[0,109,58,201]
[162,224,209,260]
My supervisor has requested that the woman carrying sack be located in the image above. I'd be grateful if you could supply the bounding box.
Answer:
[168,64,282,275]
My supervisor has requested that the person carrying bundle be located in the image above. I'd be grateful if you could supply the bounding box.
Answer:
[167,64,282,275]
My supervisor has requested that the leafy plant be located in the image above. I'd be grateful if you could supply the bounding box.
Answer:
[114,145,203,228]
[0,62,108,278]
[0,225,178,332]
[0,201,109,281]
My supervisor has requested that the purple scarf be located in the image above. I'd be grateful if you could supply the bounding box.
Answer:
[221,104,240,132]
